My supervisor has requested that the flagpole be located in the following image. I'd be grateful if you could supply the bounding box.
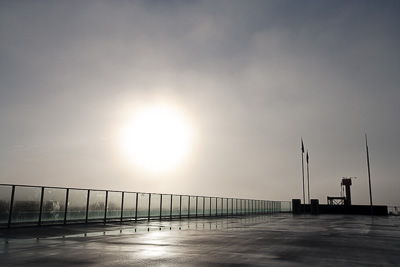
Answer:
[301,138,305,207]
[365,134,373,215]
[307,150,310,204]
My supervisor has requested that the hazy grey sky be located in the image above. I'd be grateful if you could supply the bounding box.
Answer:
[1,0,399,205]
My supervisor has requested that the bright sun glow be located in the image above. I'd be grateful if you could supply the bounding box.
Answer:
[120,105,192,173]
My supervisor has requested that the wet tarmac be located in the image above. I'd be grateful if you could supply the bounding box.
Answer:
[1,214,399,266]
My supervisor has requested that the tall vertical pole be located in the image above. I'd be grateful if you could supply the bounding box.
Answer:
[365,134,373,215]
[306,150,310,204]
[301,138,305,208]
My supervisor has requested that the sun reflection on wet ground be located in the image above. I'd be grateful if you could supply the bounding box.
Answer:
[1,214,400,266]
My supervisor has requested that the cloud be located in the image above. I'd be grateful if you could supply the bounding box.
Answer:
[0,0,399,205]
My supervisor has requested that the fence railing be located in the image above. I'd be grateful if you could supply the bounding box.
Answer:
[0,184,291,228]
[388,206,399,216]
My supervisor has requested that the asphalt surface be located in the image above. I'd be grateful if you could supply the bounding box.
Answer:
[1,214,399,266]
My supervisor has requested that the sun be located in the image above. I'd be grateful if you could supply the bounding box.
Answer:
[120,105,193,173]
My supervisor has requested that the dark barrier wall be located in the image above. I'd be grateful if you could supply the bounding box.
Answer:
[292,198,388,216]
[310,199,319,215]
[292,199,301,214]
[318,204,388,216]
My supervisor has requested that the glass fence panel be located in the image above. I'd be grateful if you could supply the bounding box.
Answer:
[211,197,216,216]
[171,195,180,217]
[189,196,196,217]
[197,196,204,217]
[122,192,137,219]
[137,193,149,219]
[2,183,286,227]
[204,197,211,216]
[237,199,241,215]
[107,191,122,219]
[161,195,171,217]
[248,200,252,214]
[217,198,222,215]
[247,200,251,214]
[281,201,291,212]
[150,194,161,218]
[88,190,106,220]
[0,185,12,225]
[11,186,41,224]
[255,200,259,214]
[181,196,189,217]
[223,198,228,215]
[67,189,88,221]
[41,188,66,223]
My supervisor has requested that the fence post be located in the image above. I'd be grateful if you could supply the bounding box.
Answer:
[179,195,182,219]
[64,189,69,224]
[120,192,124,222]
[216,198,218,216]
[203,197,205,217]
[160,194,163,220]
[135,193,138,221]
[196,196,198,218]
[8,185,15,228]
[38,187,45,226]
[85,190,90,223]
[170,195,173,220]
[188,196,191,218]
[104,191,108,223]
[148,193,151,221]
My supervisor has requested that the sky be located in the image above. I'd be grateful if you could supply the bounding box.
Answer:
[1,0,399,206]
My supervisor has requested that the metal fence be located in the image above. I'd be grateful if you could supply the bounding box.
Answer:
[388,206,399,216]
[0,184,291,228]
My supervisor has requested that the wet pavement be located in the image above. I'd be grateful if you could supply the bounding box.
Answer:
[1,214,399,266]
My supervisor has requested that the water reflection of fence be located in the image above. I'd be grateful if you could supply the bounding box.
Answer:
[0,184,291,228]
